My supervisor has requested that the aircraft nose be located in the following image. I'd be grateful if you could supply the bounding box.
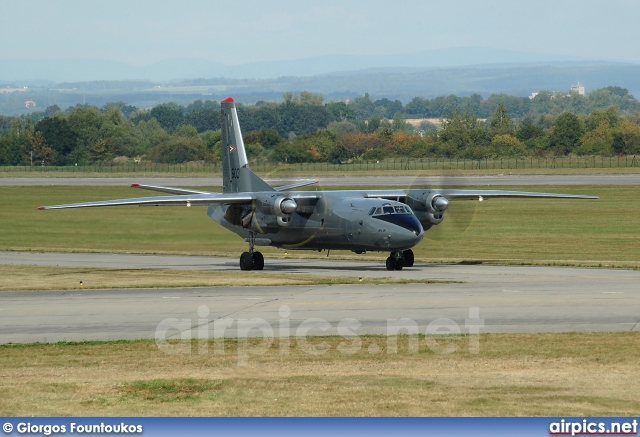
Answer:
[380,228,422,251]
[396,220,424,247]
[403,214,424,239]
[372,212,424,249]
[406,226,424,244]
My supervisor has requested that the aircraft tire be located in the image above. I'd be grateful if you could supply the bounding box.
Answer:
[394,259,404,271]
[402,249,414,267]
[253,251,264,270]
[240,252,253,271]
[385,257,396,271]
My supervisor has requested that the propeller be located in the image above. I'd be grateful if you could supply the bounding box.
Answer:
[409,170,479,241]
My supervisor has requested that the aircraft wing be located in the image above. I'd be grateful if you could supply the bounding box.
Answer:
[38,192,253,210]
[366,189,598,201]
[439,189,598,200]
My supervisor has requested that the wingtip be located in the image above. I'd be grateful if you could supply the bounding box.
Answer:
[131,183,140,187]
[37,206,45,210]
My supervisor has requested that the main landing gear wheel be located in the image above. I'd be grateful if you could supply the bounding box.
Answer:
[252,251,264,270]
[240,232,264,271]
[240,252,253,271]
[239,251,264,271]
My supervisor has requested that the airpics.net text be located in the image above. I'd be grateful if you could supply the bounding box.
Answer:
[155,305,484,365]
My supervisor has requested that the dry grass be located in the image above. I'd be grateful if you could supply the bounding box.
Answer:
[1,332,639,416]
[0,265,443,291]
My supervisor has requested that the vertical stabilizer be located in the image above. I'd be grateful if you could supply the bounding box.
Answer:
[220,97,274,193]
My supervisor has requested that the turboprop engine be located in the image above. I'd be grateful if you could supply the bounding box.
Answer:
[254,194,298,227]
[224,194,298,230]
[405,190,449,230]
[271,196,297,226]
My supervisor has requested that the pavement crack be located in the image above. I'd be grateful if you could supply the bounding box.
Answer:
[167,290,317,340]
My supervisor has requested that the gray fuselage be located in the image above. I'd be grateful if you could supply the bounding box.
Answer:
[208,190,424,252]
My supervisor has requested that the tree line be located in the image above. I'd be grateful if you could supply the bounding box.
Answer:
[1,87,639,166]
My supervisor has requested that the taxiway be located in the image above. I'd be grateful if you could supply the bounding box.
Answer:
[1,174,640,187]
[1,252,638,344]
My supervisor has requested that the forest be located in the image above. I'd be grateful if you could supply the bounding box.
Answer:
[1,86,639,166]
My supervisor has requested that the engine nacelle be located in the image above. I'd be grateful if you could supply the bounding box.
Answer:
[424,193,448,225]
[274,196,297,217]
[253,194,298,228]
[405,190,449,228]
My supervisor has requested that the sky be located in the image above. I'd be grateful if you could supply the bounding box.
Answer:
[2,0,640,66]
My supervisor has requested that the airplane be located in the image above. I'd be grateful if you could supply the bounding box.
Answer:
[39,97,597,271]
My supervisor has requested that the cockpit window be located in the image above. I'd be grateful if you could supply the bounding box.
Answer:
[372,204,412,215]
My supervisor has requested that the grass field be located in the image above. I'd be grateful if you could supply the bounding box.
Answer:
[1,333,639,416]
[1,185,638,269]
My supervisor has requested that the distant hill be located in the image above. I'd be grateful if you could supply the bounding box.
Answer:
[1,48,640,115]
[0,47,620,83]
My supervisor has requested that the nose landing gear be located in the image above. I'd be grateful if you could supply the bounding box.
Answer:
[385,249,414,271]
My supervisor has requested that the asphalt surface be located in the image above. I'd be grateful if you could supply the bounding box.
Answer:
[1,174,640,187]
[1,252,639,343]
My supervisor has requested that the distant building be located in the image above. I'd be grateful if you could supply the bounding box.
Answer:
[529,84,585,100]
[571,82,585,95]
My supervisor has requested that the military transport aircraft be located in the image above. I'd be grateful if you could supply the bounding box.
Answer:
[39,97,597,271]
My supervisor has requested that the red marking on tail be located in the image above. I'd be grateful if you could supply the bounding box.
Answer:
[222,97,235,103]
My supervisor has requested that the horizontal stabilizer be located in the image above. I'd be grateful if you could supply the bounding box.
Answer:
[131,183,210,195]
[275,180,320,192]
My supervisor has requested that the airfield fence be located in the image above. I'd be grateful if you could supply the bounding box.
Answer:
[2,155,638,175]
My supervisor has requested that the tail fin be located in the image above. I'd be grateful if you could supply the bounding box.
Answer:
[220,97,274,193]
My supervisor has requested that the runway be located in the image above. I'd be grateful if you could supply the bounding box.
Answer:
[1,252,639,344]
[1,174,640,187]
